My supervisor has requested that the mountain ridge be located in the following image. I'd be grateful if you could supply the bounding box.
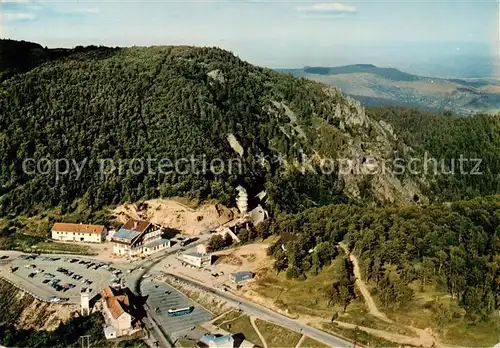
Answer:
[279,65,500,115]
[0,39,427,217]
[0,39,498,218]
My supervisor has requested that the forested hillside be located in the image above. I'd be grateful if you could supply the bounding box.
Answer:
[0,42,340,216]
[266,195,500,323]
[1,40,498,215]
[0,39,436,217]
[1,38,499,346]
[367,107,500,201]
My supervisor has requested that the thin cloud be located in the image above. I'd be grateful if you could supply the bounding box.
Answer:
[4,12,37,20]
[296,2,358,17]
[2,0,32,3]
[68,8,100,14]
[1,0,42,21]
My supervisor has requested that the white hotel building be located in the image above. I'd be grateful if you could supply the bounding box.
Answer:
[51,223,107,243]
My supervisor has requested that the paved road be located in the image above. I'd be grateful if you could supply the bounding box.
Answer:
[128,232,352,347]
[125,234,212,347]
[165,273,354,348]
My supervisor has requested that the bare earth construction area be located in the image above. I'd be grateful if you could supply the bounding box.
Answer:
[113,199,235,235]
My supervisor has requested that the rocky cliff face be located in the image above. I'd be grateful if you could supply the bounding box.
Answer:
[333,92,425,204]
[275,85,426,204]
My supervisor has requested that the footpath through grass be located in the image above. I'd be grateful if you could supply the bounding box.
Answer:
[251,259,344,319]
[216,312,263,347]
[320,323,399,348]
[254,318,302,347]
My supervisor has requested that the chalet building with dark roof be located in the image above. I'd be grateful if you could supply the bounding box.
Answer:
[111,218,170,257]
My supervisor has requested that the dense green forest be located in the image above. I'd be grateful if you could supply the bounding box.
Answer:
[367,107,500,201]
[266,195,500,320]
[0,39,352,218]
[1,39,499,220]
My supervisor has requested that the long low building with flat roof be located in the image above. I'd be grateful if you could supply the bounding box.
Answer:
[179,252,212,268]
[51,223,107,243]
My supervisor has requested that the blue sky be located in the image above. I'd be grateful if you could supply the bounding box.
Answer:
[1,1,499,75]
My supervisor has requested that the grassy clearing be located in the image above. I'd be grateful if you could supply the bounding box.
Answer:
[440,316,500,346]
[30,241,97,255]
[370,278,459,330]
[218,314,263,347]
[253,253,499,347]
[298,336,329,348]
[250,258,345,319]
[336,300,416,337]
[177,338,198,348]
[368,279,500,346]
[213,309,243,326]
[320,323,399,348]
[251,256,392,327]
[254,318,302,348]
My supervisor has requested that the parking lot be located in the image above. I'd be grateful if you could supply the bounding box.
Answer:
[141,279,213,340]
[0,254,123,303]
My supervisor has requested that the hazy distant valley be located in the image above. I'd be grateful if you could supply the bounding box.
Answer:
[279,64,500,115]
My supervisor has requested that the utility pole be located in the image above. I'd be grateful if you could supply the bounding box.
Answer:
[80,335,91,348]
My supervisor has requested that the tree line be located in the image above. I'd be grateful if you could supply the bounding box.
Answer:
[264,196,500,320]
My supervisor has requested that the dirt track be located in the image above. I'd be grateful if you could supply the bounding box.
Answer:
[339,242,439,347]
